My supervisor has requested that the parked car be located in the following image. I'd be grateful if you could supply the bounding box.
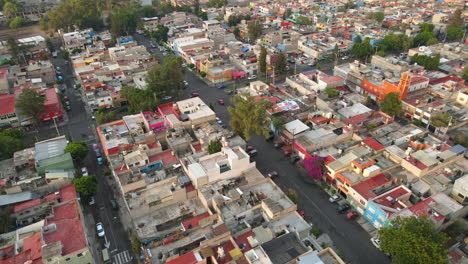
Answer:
[265,171,278,178]
[97,157,103,165]
[96,223,105,237]
[329,194,342,203]
[283,151,292,157]
[247,75,257,80]
[246,146,254,152]
[215,117,222,124]
[162,96,172,100]
[190,92,199,98]
[337,204,351,213]
[88,197,95,205]
[370,237,382,250]
[298,211,305,216]
[274,142,285,148]
[247,149,258,157]
[346,211,359,220]
[217,99,225,105]
[65,105,71,111]
[265,135,274,142]
[63,96,69,101]
[290,156,300,164]
[81,167,88,177]
[183,80,189,87]
[110,199,118,210]
[217,84,227,89]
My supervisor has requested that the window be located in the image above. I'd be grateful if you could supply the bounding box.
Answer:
[359,199,366,205]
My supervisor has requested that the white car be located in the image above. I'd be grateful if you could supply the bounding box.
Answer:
[216,117,222,124]
[370,237,381,250]
[248,75,257,80]
[329,194,341,203]
[96,223,105,237]
[81,167,89,177]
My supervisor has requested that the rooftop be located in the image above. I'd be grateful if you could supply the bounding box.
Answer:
[34,136,68,162]
[262,232,307,264]
[0,94,16,116]
[352,173,392,200]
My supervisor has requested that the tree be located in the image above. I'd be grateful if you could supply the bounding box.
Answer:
[271,116,287,132]
[283,8,292,20]
[0,213,14,233]
[131,234,142,255]
[379,33,413,54]
[207,0,227,8]
[369,12,384,24]
[110,7,139,37]
[418,23,434,33]
[0,128,23,139]
[333,44,339,61]
[446,26,463,41]
[381,92,402,117]
[41,0,103,31]
[247,20,262,42]
[197,11,208,21]
[302,157,326,180]
[199,71,207,77]
[3,1,21,19]
[413,31,437,47]
[325,88,339,98]
[95,111,117,125]
[463,65,468,84]
[208,140,222,154]
[72,175,97,198]
[275,53,287,76]
[0,135,24,160]
[120,86,158,114]
[295,15,311,25]
[9,16,24,28]
[65,141,89,162]
[16,88,45,124]
[146,55,184,98]
[351,40,373,60]
[228,93,273,141]
[451,133,468,147]
[448,9,464,28]
[150,24,169,43]
[258,46,267,77]
[410,53,440,71]
[233,27,240,39]
[378,216,448,264]
[430,112,451,127]
[286,189,299,204]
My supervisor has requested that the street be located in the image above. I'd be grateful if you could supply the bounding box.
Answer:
[23,51,135,264]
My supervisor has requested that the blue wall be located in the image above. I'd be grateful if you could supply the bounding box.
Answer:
[363,200,388,228]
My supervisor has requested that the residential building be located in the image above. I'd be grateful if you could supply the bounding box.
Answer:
[40,88,64,122]
[452,174,468,205]
[0,94,18,127]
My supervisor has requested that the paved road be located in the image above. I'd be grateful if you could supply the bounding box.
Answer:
[23,51,135,264]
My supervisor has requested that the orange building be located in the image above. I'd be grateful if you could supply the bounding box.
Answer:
[360,72,416,101]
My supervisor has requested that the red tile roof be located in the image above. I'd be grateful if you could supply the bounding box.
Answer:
[352,173,391,200]
[182,213,210,230]
[362,137,385,152]
[0,94,16,116]
[213,240,235,264]
[0,232,44,264]
[44,200,87,256]
[13,185,77,213]
[372,186,411,212]
[166,251,202,264]
[408,197,445,222]
[235,231,254,252]
[44,88,59,106]
[192,144,203,152]
[148,150,178,165]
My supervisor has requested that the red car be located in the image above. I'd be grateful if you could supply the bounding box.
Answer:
[190,92,199,98]
[346,211,359,220]
[298,211,305,216]
[217,99,225,105]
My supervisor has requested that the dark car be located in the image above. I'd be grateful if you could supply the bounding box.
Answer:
[190,92,199,98]
[284,151,292,157]
[265,135,274,142]
[248,149,258,157]
[337,204,351,213]
[265,171,278,178]
[274,142,285,148]
[110,199,118,210]
[290,156,300,164]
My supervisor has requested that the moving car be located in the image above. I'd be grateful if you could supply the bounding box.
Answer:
[217,84,227,89]
[96,223,105,237]
[217,99,225,105]
[81,167,88,177]
[329,194,342,203]
[337,204,351,213]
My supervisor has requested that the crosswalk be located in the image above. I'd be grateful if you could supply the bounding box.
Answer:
[113,250,133,264]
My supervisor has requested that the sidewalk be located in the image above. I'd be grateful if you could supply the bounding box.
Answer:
[83,207,103,264]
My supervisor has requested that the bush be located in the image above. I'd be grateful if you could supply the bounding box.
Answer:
[199,71,207,77]
[321,242,327,248]
[311,227,321,238]
[325,88,339,98]
[131,234,142,255]
[366,123,379,130]
[286,189,299,204]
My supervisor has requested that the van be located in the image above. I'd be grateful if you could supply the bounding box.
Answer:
[102,248,110,264]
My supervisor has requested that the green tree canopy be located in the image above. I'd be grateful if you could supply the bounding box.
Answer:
[15,88,45,124]
[120,86,158,114]
[430,112,451,127]
[418,23,434,33]
[378,216,448,264]
[146,55,184,97]
[207,0,227,8]
[446,26,464,41]
[228,93,273,141]
[351,40,373,60]
[325,87,339,98]
[150,24,169,43]
[9,16,24,28]
[379,33,413,54]
[283,8,292,20]
[274,53,287,76]
[208,140,223,154]
[271,115,287,131]
[381,92,402,117]
[3,1,21,18]
[463,64,468,84]
[131,234,142,255]
[95,111,117,125]
[258,46,267,76]
[295,15,311,25]
[41,0,103,31]
[72,175,97,198]
[110,7,139,37]
[0,135,24,160]
[247,20,262,42]
[410,53,440,71]
[452,133,468,147]
[0,213,15,233]
[448,9,464,28]
[65,141,89,162]
[0,128,23,139]
[368,12,384,23]
[413,31,437,47]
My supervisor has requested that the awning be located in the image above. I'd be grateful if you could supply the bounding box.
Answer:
[233,72,247,78]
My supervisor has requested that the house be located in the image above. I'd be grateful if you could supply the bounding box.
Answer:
[452,174,468,205]
[347,173,395,213]
[0,94,18,127]
[40,88,64,122]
